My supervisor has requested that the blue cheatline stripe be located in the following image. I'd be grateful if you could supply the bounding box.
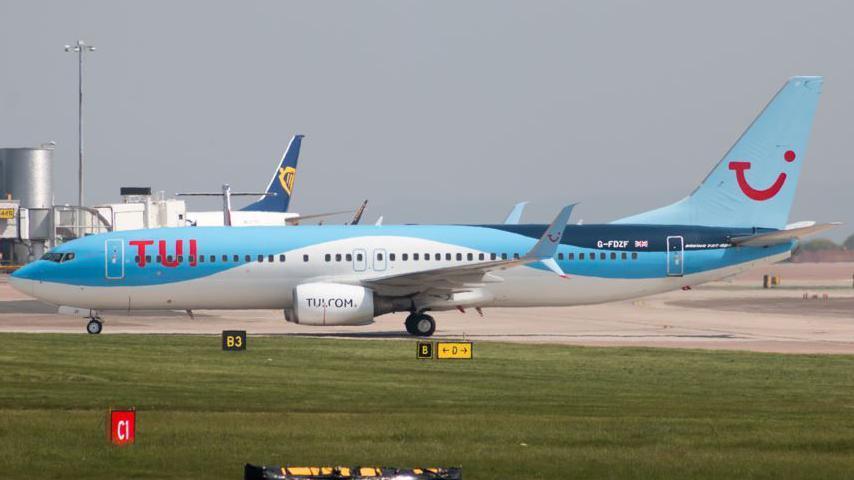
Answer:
[15,224,792,287]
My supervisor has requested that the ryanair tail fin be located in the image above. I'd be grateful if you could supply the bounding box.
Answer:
[614,76,823,229]
[241,134,304,212]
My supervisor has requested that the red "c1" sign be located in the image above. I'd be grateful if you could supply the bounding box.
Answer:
[109,409,136,446]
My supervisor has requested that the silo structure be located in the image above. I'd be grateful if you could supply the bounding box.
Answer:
[0,147,54,263]
[0,147,53,208]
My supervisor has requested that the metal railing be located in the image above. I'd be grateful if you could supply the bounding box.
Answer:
[51,205,113,245]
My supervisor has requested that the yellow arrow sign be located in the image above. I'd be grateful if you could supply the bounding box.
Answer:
[436,342,473,360]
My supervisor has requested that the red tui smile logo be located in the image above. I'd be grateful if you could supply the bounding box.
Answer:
[728,150,795,201]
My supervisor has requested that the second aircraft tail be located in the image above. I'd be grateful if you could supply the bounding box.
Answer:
[241,134,304,212]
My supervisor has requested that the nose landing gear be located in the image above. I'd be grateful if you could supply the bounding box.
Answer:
[86,316,103,335]
[404,312,436,337]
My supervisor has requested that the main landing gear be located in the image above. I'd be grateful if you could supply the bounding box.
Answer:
[86,316,103,335]
[405,312,436,337]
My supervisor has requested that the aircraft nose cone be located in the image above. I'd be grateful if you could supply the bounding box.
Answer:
[9,264,37,297]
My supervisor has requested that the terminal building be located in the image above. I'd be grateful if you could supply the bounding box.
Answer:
[0,145,189,267]
[0,145,312,267]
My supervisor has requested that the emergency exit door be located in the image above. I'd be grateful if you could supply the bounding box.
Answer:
[666,236,684,277]
[352,248,367,272]
[105,239,125,280]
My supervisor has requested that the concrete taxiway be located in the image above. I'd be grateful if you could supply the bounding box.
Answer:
[1,262,852,354]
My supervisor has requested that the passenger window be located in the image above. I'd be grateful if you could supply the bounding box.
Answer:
[568,253,574,260]
[356,253,363,261]
[345,254,351,262]
[210,255,216,263]
[413,253,419,261]
[167,255,174,263]
[478,253,485,260]
[304,254,310,262]
[198,255,204,263]
[632,252,638,260]
[389,253,396,261]
[377,253,384,261]
[610,252,616,260]
[558,253,564,260]
[600,252,606,260]
[490,253,497,260]
[245,255,251,262]
[501,253,507,260]
[446,253,452,261]
[222,255,228,262]
[402,253,408,261]
[423,253,429,260]
[467,253,473,261]
[335,254,342,262]
[579,253,585,260]
[589,253,595,261]
[621,252,627,260]
[280,254,286,262]
[178,255,184,263]
[146,255,152,263]
[513,253,520,259]
[268,255,274,263]
[233,255,239,262]
[457,253,463,261]
[325,254,331,262]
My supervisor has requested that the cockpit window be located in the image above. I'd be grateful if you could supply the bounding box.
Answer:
[40,252,76,263]
[41,253,63,262]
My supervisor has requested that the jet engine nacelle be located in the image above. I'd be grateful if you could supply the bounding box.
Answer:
[286,282,375,326]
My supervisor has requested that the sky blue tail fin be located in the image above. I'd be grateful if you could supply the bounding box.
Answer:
[614,76,823,229]
[241,134,304,212]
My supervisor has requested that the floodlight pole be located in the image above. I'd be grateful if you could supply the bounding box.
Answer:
[64,40,95,228]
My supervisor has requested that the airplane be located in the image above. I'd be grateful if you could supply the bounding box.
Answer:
[10,76,838,337]
[185,135,306,226]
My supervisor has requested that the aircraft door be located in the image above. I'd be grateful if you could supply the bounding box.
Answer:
[666,236,684,277]
[352,249,367,272]
[373,249,387,272]
[105,239,125,280]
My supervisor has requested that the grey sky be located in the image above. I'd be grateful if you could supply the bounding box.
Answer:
[1,1,852,240]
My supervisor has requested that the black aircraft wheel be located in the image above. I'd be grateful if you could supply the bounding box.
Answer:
[412,314,436,337]
[86,319,103,335]
[404,314,419,335]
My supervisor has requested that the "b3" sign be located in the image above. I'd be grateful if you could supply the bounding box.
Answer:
[222,330,247,351]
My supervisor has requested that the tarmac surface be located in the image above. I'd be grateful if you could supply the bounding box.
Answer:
[1,262,853,354]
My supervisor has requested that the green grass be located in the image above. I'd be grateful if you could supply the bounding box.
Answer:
[1,334,854,479]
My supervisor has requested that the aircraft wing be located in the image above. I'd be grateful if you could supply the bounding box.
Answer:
[285,210,354,225]
[362,204,575,297]
[730,222,841,247]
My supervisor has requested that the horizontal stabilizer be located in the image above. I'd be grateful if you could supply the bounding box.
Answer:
[731,222,841,247]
